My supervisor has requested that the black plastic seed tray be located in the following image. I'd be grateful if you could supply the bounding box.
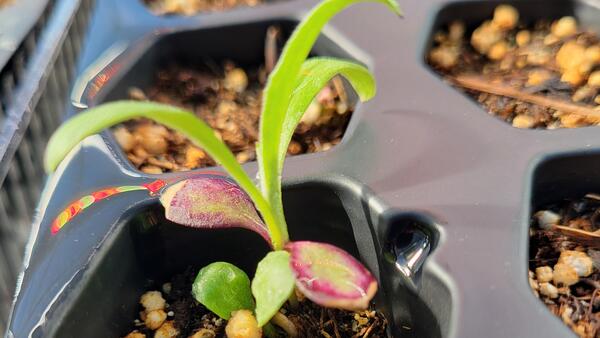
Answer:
[0,0,96,333]
[7,0,600,337]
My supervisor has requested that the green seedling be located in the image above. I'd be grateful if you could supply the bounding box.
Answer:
[45,0,401,330]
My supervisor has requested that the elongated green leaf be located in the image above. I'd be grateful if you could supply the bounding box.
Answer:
[280,57,375,174]
[44,101,284,249]
[252,251,295,326]
[266,58,376,232]
[192,262,254,319]
[257,0,401,244]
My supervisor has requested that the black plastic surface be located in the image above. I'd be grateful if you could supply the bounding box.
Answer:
[50,182,442,338]
[8,0,600,338]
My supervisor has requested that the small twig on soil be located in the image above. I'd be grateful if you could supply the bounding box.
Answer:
[449,74,600,120]
[320,330,333,338]
[265,26,281,75]
[584,193,600,201]
[586,289,599,319]
[320,308,325,329]
[551,225,600,248]
[328,310,341,338]
[362,322,376,338]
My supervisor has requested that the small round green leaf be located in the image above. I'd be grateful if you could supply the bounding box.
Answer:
[252,251,295,326]
[192,262,255,319]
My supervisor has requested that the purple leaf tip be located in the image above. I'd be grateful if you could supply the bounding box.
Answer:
[285,241,377,311]
[160,177,271,244]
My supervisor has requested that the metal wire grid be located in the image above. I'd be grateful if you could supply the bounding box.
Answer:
[0,0,96,332]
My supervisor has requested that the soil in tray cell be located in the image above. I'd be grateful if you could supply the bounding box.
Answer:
[428,4,600,129]
[123,267,388,338]
[529,194,600,338]
[113,28,353,174]
[143,0,266,15]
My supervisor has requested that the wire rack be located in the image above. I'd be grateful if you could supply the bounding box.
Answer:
[0,0,96,332]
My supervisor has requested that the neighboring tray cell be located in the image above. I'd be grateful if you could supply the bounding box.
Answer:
[529,152,600,338]
[85,20,364,174]
[426,0,600,130]
[141,0,288,16]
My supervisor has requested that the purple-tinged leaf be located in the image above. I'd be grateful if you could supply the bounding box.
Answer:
[285,241,377,311]
[160,177,271,244]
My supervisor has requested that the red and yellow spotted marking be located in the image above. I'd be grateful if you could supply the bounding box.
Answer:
[50,180,166,234]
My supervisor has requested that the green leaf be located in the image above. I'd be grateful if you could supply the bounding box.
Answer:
[252,251,295,326]
[267,58,376,232]
[43,100,284,249]
[192,262,255,319]
[280,57,375,175]
[257,0,401,244]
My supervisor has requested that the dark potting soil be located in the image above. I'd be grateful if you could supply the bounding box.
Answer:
[124,267,388,338]
[428,4,600,129]
[529,194,600,338]
[281,295,388,338]
[143,0,266,15]
[113,61,353,174]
